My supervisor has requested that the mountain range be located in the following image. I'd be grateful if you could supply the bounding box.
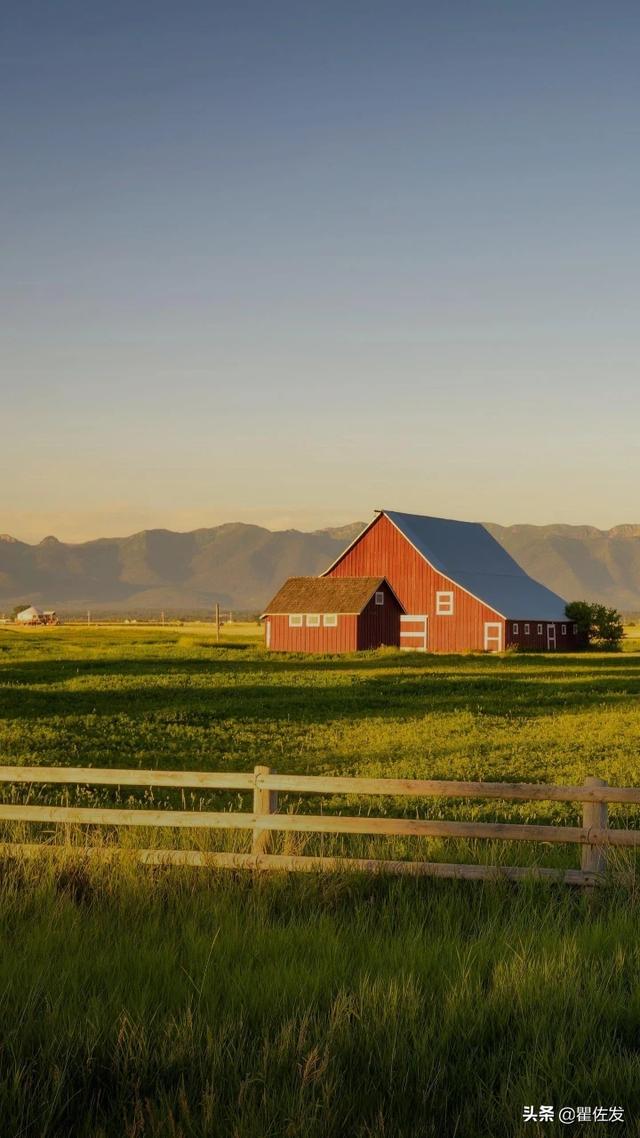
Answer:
[2,520,640,615]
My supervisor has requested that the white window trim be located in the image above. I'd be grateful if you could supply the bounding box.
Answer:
[561,624,567,635]
[524,623,530,635]
[288,614,303,627]
[323,613,337,627]
[513,623,519,634]
[374,591,384,606]
[537,624,543,635]
[436,590,454,616]
[306,614,321,627]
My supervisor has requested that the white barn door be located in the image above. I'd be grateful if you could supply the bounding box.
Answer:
[400,615,428,651]
[483,622,503,652]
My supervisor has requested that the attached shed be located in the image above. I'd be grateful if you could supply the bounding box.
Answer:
[262,576,404,653]
[324,510,580,653]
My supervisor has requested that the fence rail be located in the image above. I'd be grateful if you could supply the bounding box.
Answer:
[1,766,639,885]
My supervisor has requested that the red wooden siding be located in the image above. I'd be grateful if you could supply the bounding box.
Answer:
[506,620,582,651]
[357,581,402,649]
[266,614,358,653]
[327,514,502,652]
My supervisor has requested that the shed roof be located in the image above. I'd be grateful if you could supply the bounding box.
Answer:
[383,511,568,620]
[262,576,400,616]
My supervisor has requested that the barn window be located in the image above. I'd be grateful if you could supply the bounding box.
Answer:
[524,623,530,635]
[323,613,337,627]
[288,614,303,627]
[537,624,543,634]
[375,591,384,605]
[436,591,454,615]
[562,624,567,635]
[306,614,321,627]
[573,624,578,634]
[513,623,519,634]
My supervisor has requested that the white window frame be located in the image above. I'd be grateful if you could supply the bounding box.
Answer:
[573,624,578,635]
[435,590,454,616]
[288,614,303,628]
[323,613,337,627]
[561,624,567,635]
[513,623,519,634]
[374,591,384,606]
[306,614,321,627]
[524,623,530,635]
[537,624,543,635]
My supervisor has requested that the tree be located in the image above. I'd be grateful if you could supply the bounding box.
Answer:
[10,604,30,620]
[565,601,592,640]
[565,601,624,650]
[591,603,625,649]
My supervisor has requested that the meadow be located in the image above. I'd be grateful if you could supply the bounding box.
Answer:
[2,625,640,1136]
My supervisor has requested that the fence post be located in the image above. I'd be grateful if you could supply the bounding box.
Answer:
[581,777,608,880]
[252,765,277,855]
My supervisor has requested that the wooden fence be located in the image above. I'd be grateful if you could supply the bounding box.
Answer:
[1,766,640,885]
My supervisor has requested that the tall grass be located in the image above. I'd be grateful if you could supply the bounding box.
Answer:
[2,853,640,1137]
[2,628,640,1134]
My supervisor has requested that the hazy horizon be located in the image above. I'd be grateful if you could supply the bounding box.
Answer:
[3,1,640,542]
[6,510,640,548]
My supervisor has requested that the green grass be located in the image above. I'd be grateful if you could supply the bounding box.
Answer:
[2,626,640,1136]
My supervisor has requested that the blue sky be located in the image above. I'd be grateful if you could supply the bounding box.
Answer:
[2,0,639,541]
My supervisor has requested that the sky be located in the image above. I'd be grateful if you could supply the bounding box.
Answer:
[1,0,639,543]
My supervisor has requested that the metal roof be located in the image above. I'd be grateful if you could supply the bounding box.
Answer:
[384,511,569,620]
[262,576,401,616]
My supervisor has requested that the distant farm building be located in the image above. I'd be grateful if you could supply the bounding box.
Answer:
[261,577,404,652]
[15,606,59,626]
[263,510,580,653]
[15,606,43,625]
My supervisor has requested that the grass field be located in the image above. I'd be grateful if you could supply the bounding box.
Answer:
[2,626,640,1136]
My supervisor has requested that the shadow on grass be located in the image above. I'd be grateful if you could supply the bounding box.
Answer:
[2,647,639,681]
[2,660,640,724]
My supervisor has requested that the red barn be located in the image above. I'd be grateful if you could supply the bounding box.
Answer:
[262,576,404,653]
[323,510,579,653]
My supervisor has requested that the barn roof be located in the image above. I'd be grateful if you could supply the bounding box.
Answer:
[262,576,401,616]
[383,511,568,620]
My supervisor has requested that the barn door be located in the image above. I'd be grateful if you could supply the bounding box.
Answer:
[483,622,503,652]
[546,624,557,650]
[400,614,428,651]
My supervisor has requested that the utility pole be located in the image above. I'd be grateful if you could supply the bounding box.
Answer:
[215,602,220,642]
[161,610,165,627]
[87,610,91,626]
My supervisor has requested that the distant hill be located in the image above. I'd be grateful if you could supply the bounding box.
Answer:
[0,522,366,614]
[1,520,640,614]
[485,523,640,612]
